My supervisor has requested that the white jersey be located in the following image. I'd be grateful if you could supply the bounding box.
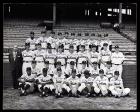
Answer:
[22,50,35,62]
[100,40,112,51]
[111,52,125,64]
[110,77,123,88]
[67,51,77,64]
[21,73,36,80]
[56,52,67,65]
[103,66,115,77]
[31,66,41,76]
[36,36,47,49]
[53,75,65,84]
[65,66,78,76]
[37,74,52,83]
[80,76,94,84]
[100,50,111,62]
[90,67,99,75]
[78,67,90,75]
[34,50,45,62]
[77,51,88,64]
[26,38,36,50]
[67,76,80,85]
[88,51,100,63]
[45,52,56,64]
[94,76,109,86]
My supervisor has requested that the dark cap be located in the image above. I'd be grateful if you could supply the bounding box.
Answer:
[57,61,61,65]
[32,60,36,64]
[106,61,112,65]
[114,71,120,76]
[41,30,46,34]
[43,68,48,73]
[44,61,49,64]
[65,32,69,35]
[92,62,98,65]
[37,43,41,46]
[47,43,52,49]
[69,44,74,48]
[99,69,104,74]
[30,31,34,35]
[89,44,93,48]
[25,43,30,46]
[92,44,97,48]
[57,67,62,71]
[26,67,31,71]
[51,31,55,34]
[72,69,76,73]
[84,70,90,75]
[70,61,75,65]
[115,45,119,49]
[82,61,87,64]
[81,45,85,48]
[103,43,108,46]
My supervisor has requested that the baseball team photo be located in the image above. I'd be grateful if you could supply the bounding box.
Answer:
[3,3,137,110]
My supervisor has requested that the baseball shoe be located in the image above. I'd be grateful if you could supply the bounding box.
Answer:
[86,93,90,98]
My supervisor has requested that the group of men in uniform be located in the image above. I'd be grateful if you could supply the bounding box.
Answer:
[18,30,130,98]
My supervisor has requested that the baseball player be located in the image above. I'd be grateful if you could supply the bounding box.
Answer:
[99,36,112,52]
[66,44,78,69]
[34,43,46,73]
[54,61,66,76]
[56,45,67,70]
[45,44,56,69]
[18,67,36,96]
[65,61,77,78]
[77,45,88,71]
[35,68,55,97]
[103,61,115,80]
[44,61,55,77]
[111,45,125,79]
[93,69,109,96]
[36,31,47,50]
[31,60,41,77]
[22,43,35,75]
[87,44,100,69]
[77,61,90,78]
[53,67,65,98]
[89,62,99,79]
[78,70,95,97]
[109,71,130,98]
[25,31,36,51]
[100,43,112,69]
[67,69,80,97]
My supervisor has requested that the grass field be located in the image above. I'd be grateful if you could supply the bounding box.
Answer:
[3,88,137,110]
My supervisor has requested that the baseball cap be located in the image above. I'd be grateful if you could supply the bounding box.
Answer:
[84,70,90,75]
[26,67,31,71]
[92,44,97,48]
[57,61,61,65]
[114,71,120,76]
[115,45,119,49]
[44,61,49,64]
[106,61,112,65]
[103,43,108,46]
[69,44,74,48]
[81,45,85,48]
[30,31,34,35]
[82,61,87,64]
[41,30,46,34]
[31,60,36,64]
[37,43,41,46]
[25,43,30,46]
[92,62,98,65]
[99,69,104,74]
[70,61,75,65]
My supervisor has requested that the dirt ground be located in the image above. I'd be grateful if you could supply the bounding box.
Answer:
[3,88,137,110]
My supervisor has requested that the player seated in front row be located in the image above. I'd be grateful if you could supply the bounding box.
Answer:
[109,71,130,98]
[93,69,109,97]
[35,68,55,97]
[78,70,95,97]
[18,67,36,96]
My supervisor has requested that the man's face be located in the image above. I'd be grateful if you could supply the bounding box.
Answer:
[58,70,62,76]
[82,64,86,69]
[69,48,74,53]
[80,47,85,52]
[25,46,30,50]
[115,48,119,52]
[30,33,34,39]
[103,46,107,50]
[31,63,36,68]
[106,64,111,68]
[45,64,49,68]
[42,33,46,37]
[13,46,18,52]
[85,74,89,78]
[58,48,63,53]
[93,64,97,69]
[92,47,96,52]
[114,75,119,79]
[70,64,74,69]
[99,73,103,77]
[48,49,52,53]
[37,45,41,50]
[43,72,47,76]
[27,70,31,76]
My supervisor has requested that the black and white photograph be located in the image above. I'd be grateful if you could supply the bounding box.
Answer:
[3,3,137,110]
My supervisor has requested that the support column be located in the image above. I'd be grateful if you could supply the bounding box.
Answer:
[53,3,56,26]
[119,3,122,24]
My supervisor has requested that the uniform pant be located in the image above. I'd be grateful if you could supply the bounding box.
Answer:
[55,83,63,94]
[71,84,78,95]
[22,62,32,75]
[93,83,108,95]
[112,64,123,79]
[62,84,71,92]
[109,86,130,97]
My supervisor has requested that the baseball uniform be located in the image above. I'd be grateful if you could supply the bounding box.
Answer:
[26,38,36,51]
